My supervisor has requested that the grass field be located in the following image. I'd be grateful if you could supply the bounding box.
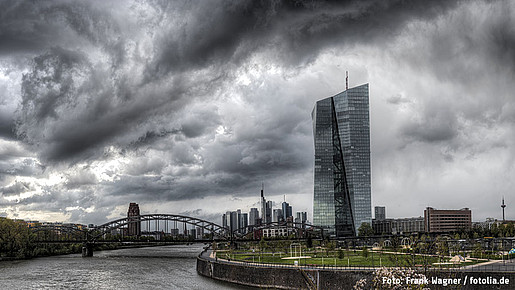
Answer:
[221,250,480,268]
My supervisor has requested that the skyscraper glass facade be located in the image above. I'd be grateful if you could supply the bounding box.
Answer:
[312,84,371,236]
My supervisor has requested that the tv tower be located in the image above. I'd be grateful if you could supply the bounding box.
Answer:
[501,196,506,222]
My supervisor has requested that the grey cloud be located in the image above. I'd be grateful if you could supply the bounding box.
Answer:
[401,116,457,144]
[0,115,15,140]
[178,209,220,224]
[9,0,461,165]
[1,180,31,196]
[0,158,43,179]
[386,94,411,105]
[146,0,462,76]
[125,155,167,176]
[180,106,222,139]
[0,141,28,161]
[65,168,98,189]
[3,0,513,224]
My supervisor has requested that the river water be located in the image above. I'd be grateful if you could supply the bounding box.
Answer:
[0,245,248,289]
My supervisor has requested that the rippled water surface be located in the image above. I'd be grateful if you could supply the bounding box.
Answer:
[0,245,246,289]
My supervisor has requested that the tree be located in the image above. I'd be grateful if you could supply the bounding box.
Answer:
[306,236,313,249]
[338,248,345,259]
[0,217,32,258]
[362,246,369,258]
[358,222,374,237]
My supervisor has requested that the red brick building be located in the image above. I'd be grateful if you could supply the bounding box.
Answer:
[424,207,471,233]
[128,202,141,236]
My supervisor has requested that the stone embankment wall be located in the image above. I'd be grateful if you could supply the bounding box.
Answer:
[196,255,372,289]
[197,255,515,289]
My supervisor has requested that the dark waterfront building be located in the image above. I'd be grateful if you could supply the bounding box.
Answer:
[312,84,371,237]
[127,202,141,236]
[424,207,472,233]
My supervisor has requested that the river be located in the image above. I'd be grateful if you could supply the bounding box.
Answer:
[0,245,250,289]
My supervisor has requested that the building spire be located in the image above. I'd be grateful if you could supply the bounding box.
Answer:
[346,71,349,90]
[501,196,506,222]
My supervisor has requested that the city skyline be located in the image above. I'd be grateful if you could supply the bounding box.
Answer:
[1,1,515,225]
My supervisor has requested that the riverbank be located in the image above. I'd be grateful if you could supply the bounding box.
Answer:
[197,250,515,289]
[0,242,190,262]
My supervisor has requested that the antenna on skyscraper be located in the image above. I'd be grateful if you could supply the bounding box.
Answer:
[346,71,349,90]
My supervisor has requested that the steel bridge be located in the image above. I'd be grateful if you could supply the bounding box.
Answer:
[30,214,325,256]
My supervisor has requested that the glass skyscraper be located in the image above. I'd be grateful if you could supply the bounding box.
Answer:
[312,84,371,237]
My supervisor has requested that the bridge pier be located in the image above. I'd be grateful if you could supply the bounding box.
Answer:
[82,243,94,257]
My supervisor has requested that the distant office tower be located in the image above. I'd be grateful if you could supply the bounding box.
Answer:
[241,213,248,232]
[295,212,307,224]
[266,200,273,224]
[222,213,227,229]
[127,202,141,236]
[229,211,238,234]
[249,208,259,226]
[261,186,267,223]
[375,206,386,221]
[273,209,283,222]
[282,201,293,221]
[196,227,204,239]
[189,228,196,238]
[225,211,231,231]
[237,209,242,232]
[312,83,371,237]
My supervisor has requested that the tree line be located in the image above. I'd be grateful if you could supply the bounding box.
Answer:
[0,217,84,259]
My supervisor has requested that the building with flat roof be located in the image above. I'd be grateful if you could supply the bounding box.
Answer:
[424,207,472,233]
[375,206,386,221]
[373,217,424,235]
[312,83,371,236]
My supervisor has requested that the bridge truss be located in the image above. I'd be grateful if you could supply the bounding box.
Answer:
[91,214,228,242]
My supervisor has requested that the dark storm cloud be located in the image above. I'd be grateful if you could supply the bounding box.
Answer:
[5,0,513,223]
[0,1,60,55]
[0,115,15,140]
[401,102,458,144]
[5,0,461,165]
[148,0,462,75]
[391,0,515,151]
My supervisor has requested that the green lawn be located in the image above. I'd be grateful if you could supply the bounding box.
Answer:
[223,250,479,268]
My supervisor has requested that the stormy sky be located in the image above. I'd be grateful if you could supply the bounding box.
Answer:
[1,0,514,225]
